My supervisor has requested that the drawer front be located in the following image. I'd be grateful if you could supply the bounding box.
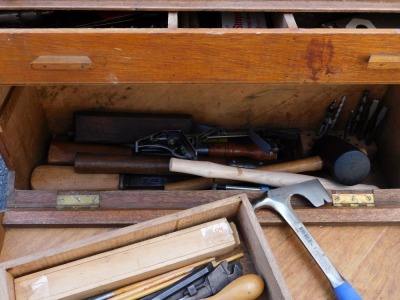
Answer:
[1,29,400,84]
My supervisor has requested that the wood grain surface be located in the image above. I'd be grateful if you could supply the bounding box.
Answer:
[0,225,398,299]
[1,29,400,84]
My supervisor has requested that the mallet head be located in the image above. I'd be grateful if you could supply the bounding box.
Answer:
[313,135,371,186]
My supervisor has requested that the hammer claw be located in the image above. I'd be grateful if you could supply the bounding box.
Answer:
[252,180,362,300]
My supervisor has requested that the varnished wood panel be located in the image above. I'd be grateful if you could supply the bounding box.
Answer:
[1,225,398,299]
[0,1,399,12]
[1,29,400,84]
[0,87,50,189]
[35,84,388,135]
[264,225,400,300]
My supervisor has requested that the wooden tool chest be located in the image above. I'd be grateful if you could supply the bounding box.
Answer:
[0,1,400,299]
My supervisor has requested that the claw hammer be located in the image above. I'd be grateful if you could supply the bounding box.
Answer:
[252,179,362,300]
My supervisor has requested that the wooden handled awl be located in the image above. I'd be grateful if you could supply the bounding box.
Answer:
[202,274,265,300]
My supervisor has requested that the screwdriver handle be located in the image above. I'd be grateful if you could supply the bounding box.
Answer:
[203,274,265,300]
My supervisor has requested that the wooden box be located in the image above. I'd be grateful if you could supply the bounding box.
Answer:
[0,1,400,299]
[0,194,290,300]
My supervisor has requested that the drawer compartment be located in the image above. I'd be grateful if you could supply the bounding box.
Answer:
[0,83,399,204]
[0,194,290,300]
[0,83,399,299]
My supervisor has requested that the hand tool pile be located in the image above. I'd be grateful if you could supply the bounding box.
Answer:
[316,91,388,146]
[31,106,380,191]
[87,257,265,300]
[88,258,265,300]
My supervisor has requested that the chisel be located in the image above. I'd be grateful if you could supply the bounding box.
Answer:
[30,165,193,191]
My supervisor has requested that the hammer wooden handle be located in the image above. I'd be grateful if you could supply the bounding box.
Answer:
[203,274,265,300]
[165,156,323,190]
[169,158,378,191]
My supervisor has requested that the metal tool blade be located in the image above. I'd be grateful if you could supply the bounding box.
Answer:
[266,179,331,207]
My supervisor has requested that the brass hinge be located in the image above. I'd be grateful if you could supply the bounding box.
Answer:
[332,193,375,207]
[56,193,100,209]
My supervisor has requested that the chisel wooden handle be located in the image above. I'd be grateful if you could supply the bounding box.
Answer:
[75,153,172,175]
[31,165,120,190]
[207,143,277,161]
[203,274,265,300]
[48,141,133,165]
[169,158,378,190]
[165,156,323,190]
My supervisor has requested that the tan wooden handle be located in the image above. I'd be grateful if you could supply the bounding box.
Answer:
[30,55,92,70]
[169,158,378,191]
[203,274,265,300]
[30,165,119,191]
[368,54,400,69]
[165,156,323,190]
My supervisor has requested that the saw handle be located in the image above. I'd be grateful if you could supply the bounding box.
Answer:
[203,274,265,300]
[334,281,362,300]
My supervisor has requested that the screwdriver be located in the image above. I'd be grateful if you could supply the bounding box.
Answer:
[202,274,265,300]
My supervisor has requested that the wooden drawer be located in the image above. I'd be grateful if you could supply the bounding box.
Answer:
[0,3,399,84]
[1,29,400,84]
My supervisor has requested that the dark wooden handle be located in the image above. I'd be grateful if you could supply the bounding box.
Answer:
[74,153,172,175]
[208,143,277,161]
[48,141,133,165]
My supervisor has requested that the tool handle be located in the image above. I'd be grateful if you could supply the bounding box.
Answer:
[48,141,133,165]
[74,153,172,175]
[203,274,265,300]
[169,158,378,190]
[31,165,120,191]
[165,156,323,190]
[334,281,363,300]
[207,143,277,161]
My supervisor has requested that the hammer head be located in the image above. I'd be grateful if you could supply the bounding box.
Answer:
[267,179,331,207]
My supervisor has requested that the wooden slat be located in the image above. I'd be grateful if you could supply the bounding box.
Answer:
[10,189,400,208]
[1,29,400,84]
[3,206,400,227]
[0,1,399,12]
